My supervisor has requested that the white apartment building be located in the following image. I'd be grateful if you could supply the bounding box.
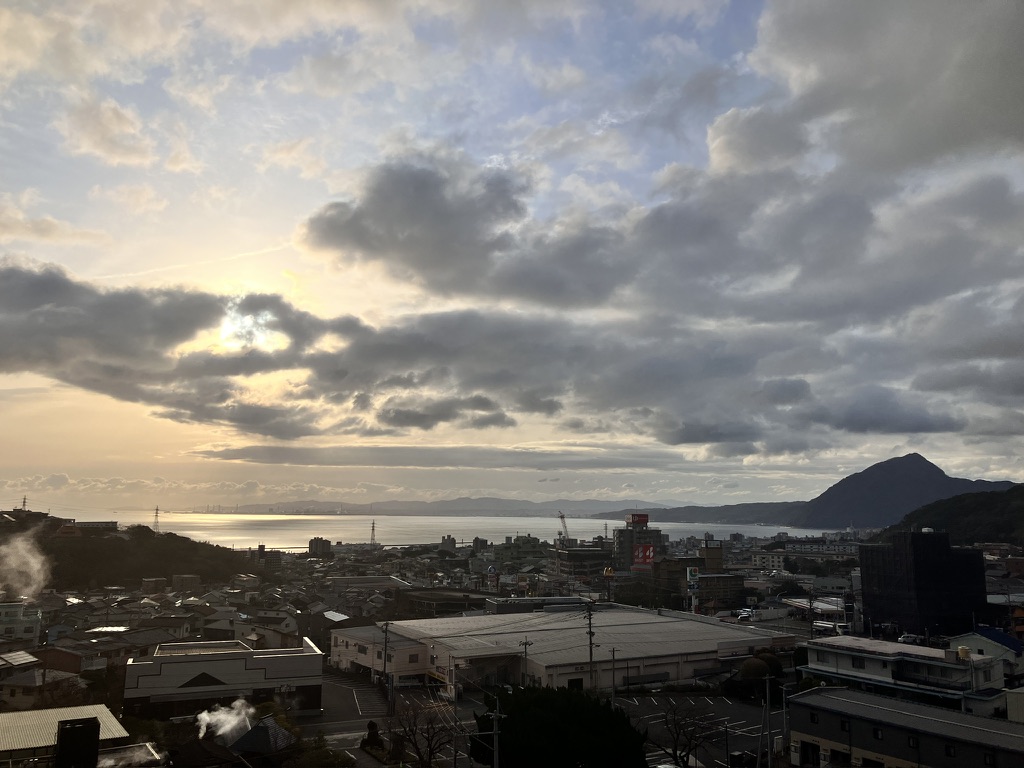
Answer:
[802,635,1007,716]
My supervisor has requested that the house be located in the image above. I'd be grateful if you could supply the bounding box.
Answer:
[0,705,129,764]
[801,635,1007,715]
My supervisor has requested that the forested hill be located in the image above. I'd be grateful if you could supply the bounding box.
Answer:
[38,525,251,591]
[876,484,1024,546]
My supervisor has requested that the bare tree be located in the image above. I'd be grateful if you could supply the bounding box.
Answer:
[646,697,720,767]
[388,701,453,768]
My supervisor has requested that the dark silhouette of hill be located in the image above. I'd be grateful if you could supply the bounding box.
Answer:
[596,454,1015,529]
[791,453,1016,529]
[875,484,1024,546]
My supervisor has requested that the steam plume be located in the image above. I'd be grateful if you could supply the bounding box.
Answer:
[0,530,50,599]
[196,698,255,743]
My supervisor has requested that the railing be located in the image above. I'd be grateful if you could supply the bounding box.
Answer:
[891,670,971,690]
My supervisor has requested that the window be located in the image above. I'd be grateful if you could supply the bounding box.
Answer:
[983,753,996,766]
[409,653,419,663]
[945,745,956,758]
[357,644,367,654]
[873,728,883,740]
[984,669,993,683]
[816,651,832,663]
[376,650,382,659]
[908,736,918,748]
[881,661,888,669]
[810,713,819,724]
[333,637,338,647]
[852,657,865,669]
[840,720,849,732]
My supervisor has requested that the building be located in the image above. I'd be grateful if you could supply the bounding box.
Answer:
[789,687,1024,768]
[860,530,987,637]
[0,705,129,764]
[552,540,613,583]
[330,603,795,697]
[171,574,203,592]
[0,602,41,650]
[123,637,323,719]
[612,513,667,570]
[801,635,1006,715]
[140,577,167,593]
[308,537,332,557]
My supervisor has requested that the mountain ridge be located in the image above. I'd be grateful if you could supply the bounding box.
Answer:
[217,454,1015,529]
[594,453,1016,529]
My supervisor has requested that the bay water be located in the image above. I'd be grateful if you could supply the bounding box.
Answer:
[59,508,821,550]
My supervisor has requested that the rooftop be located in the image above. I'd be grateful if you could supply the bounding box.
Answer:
[808,635,992,663]
[790,688,1024,752]
[380,604,793,666]
[0,705,128,755]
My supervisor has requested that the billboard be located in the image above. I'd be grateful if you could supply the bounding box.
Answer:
[633,544,655,565]
[625,512,649,525]
[686,566,700,582]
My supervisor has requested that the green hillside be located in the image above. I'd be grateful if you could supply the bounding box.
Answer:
[877,484,1024,546]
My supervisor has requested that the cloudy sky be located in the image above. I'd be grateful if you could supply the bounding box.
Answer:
[2,1,1023,513]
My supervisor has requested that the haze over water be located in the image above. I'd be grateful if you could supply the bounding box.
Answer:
[61,508,821,550]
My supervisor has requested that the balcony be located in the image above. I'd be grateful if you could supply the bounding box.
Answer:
[891,669,971,691]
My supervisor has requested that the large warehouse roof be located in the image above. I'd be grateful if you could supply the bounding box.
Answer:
[386,604,791,665]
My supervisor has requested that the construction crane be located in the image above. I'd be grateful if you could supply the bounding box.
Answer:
[558,511,570,542]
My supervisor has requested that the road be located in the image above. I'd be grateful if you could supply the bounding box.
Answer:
[300,671,791,767]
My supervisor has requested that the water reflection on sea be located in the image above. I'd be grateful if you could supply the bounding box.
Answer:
[62,508,822,550]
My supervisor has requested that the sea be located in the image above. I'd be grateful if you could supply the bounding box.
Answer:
[57,508,822,551]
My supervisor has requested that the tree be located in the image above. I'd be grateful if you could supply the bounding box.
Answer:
[388,701,453,768]
[646,697,720,767]
[470,687,647,768]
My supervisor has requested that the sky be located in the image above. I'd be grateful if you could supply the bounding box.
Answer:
[2,1,1023,514]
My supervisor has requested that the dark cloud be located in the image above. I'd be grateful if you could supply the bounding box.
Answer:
[751,1,1024,170]
[808,386,964,435]
[304,157,528,293]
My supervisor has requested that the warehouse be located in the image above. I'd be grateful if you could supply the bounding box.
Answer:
[330,603,794,698]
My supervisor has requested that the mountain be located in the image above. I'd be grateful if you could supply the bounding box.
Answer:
[791,453,1016,529]
[876,484,1024,545]
[594,453,1016,530]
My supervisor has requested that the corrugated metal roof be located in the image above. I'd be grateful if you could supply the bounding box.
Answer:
[0,705,128,754]
[383,605,790,665]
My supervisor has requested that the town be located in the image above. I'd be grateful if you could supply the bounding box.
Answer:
[2,498,1024,768]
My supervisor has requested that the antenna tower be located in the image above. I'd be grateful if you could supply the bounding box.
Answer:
[370,519,376,547]
[153,505,160,533]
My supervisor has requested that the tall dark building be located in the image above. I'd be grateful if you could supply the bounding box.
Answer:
[859,530,986,637]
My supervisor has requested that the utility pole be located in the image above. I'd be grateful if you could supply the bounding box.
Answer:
[519,636,533,686]
[492,698,506,768]
[381,622,393,716]
[586,602,597,690]
[610,647,619,700]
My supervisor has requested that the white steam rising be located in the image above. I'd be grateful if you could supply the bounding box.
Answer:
[196,698,255,743]
[0,530,50,599]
